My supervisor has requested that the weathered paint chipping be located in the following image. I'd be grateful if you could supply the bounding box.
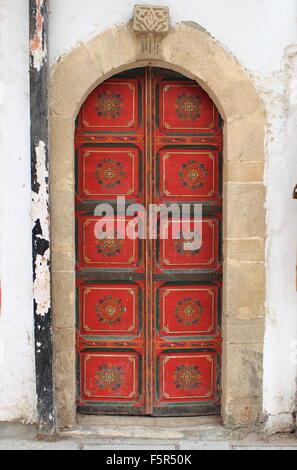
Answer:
[30,0,47,72]
[31,141,49,241]
[32,141,50,318]
[30,0,56,435]
[33,251,50,317]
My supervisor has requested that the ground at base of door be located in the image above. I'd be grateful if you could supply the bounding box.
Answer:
[0,422,297,450]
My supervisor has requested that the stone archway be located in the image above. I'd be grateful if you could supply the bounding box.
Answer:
[50,21,266,430]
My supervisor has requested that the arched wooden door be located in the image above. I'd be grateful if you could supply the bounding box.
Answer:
[75,67,222,416]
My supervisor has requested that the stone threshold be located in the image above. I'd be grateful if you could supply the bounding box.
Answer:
[77,413,221,428]
[59,414,225,441]
[1,419,296,449]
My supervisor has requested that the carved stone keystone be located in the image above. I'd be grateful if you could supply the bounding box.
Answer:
[133,5,169,56]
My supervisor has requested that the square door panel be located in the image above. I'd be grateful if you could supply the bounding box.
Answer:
[158,352,217,402]
[79,78,139,132]
[78,216,140,269]
[158,284,218,337]
[159,149,220,202]
[158,217,220,270]
[159,81,219,134]
[77,147,140,199]
[80,351,139,402]
[78,283,140,336]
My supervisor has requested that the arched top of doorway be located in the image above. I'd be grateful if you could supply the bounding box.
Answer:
[50,23,265,128]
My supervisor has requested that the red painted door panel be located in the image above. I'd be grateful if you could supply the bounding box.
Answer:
[78,216,141,269]
[80,351,140,402]
[158,149,220,202]
[75,67,222,416]
[158,284,219,338]
[157,352,218,403]
[78,283,140,336]
[158,217,220,271]
[79,79,139,132]
[158,81,218,133]
[77,147,140,200]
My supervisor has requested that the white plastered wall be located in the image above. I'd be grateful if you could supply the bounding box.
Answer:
[0,0,36,422]
[0,0,297,431]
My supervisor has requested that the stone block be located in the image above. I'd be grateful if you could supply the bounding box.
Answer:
[52,271,75,329]
[223,260,265,319]
[50,44,101,118]
[85,26,138,76]
[224,316,265,344]
[54,328,76,430]
[224,161,264,183]
[224,183,265,238]
[50,116,75,192]
[224,239,265,263]
[225,111,265,162]
[223,343,263,399]
[222,396,263,427]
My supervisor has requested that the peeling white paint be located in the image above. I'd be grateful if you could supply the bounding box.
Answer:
[30,0,47,72]
[33,250,51,317]
[31,141,50,317]
[259,42,297,432]
[31,140,49,241]
[30,42,47,73]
